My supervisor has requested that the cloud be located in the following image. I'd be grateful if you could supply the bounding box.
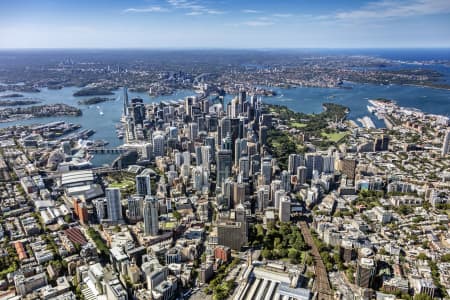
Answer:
[243,20,274,27]
[123,6,170,13]
[272,13,293,18]
[206,9,225,15]
[242,9,262,14]
[186,11,203,16]
[335,0,450,20]
[167,0,225,15]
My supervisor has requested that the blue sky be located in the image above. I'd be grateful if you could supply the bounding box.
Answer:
[0,0,450,48]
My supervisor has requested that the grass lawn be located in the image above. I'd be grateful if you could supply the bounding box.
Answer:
[289,122,307,129]
[164,222,176,229]
[109,180,134,189]
[321,132,348,143]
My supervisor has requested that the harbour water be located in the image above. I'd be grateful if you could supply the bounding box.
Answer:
[1,80,450,166]
[261,81,450,128]
[0,87,195,166]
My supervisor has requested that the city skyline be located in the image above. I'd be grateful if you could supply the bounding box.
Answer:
[1,0,450,49]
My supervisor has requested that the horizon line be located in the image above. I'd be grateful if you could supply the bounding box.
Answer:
[1,46,450,51]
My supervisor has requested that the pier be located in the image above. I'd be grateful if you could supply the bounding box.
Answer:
[87,147,128,154]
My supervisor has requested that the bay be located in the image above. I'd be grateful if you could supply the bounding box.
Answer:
[1,80,450,166]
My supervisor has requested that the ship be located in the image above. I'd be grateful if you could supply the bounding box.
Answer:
[116,129,124,139]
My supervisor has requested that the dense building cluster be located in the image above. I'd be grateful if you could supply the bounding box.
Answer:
[0,84,449,300]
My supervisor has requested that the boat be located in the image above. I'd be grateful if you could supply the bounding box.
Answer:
[99,111,104,116]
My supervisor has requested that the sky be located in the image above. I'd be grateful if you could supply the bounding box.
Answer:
[0,0,450,49]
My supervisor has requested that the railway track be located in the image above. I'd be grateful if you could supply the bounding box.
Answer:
[298,221,334,300]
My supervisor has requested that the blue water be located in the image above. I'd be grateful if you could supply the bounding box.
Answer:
[0,87,195,166]
[291,48,450,61]
[261,82,450,128]
[1,49,450,166]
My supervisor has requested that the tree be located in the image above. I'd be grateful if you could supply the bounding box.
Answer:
[288,249,299,264]
[173,210,182,222]
[441,253,450,263]
[64,215,71,223]
[417,253,428,261]
[413,293,432,300]
[261,249,272,260]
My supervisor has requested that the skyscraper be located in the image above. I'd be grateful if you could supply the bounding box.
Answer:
[257,185,270,212]
[94,198,107,221]
[152,134,165,157]
[323,155,335,174]
[261,157,272,185]
[204,137,216,162]
[106,188,123,222]
[143,143,153,160]
[136,174,151,196]
[288,154,304,175]
[296,166,307,185]
[127,195,143,222]
[143,196,159,236]
[195,146,202,166]
[239,156,250,180]
[306,154,323,179]
[216,149,232,187]
[230,97,240,118]
[130,98,146,125]
[356,258,376,288]
[442,130,450,156]
[281,170,291,192]
[221,133,232,151]
[201,145,211,170]
[274,189,286,209]
[193,166,203,191]
[259,126,268,147]
[189,122,198,140]
[123,86,129,116]
[279,196,291,222]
